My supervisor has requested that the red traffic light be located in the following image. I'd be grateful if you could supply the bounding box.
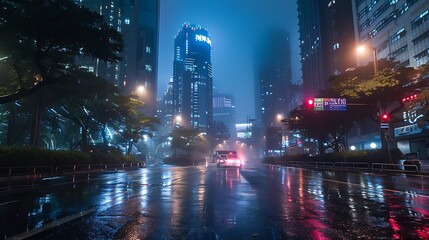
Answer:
[303,98,314,110]
[381,114,389,122]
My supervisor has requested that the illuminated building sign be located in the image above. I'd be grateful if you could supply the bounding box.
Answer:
[314,98,347,111]
[394,124,424,137]
[195,34,211,45]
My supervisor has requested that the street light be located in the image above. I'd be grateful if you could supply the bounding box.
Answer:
[136,85,145,95]
[173,115,182,128]
[356,45,378,75]
[276,113,285,155]
[356,45,387,152]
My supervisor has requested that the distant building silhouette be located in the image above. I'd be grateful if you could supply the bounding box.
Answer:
[75,0,160,116]
[254,30,293,155]
[213,93,236,139]
[173,23,213,133]
[157,78,174,136]
[255,30,293,128]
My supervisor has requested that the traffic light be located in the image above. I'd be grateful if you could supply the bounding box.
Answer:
[304,98,314,110]
[381,113,389,122]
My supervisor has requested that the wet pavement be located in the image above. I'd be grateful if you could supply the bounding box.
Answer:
[1,162,429,239]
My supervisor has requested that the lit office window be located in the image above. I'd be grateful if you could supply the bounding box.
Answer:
[411,10,428,30]
[391,27,406,44]
[333,43,340,50]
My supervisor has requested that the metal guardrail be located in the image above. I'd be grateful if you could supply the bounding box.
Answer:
[284,161,426,174]
[287,161,333,167]
[0,162,144,177]
[371,163,420,173]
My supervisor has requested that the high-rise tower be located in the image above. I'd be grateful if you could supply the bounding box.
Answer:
[75,0,160,116]
[173,23,213,133]
[255,30,293,128]
[297,0,355,97]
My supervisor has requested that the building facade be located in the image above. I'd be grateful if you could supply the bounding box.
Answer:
[297,0,356,97]
[157,78,174,136]
[75,0,160,116]
[173,23,213,133]
[254,30,293,155]
[352,0,429,158]
[255,30,293,128]
[213,93,236,139]
[352,0,429,68]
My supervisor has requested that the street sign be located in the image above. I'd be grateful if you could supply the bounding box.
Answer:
[313,98,347,111]
[380,123,389,129]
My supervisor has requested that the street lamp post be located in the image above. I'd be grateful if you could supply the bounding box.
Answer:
[356,45,387,152]
[173,115,182,129]
[277,113,285,156]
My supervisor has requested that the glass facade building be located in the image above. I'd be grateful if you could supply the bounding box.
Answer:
[173,23,213,133]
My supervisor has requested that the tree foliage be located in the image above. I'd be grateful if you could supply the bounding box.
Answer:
[0,0,123,103]
[288,60,428,154]
[170,128,208,155]
[120,97,159,155]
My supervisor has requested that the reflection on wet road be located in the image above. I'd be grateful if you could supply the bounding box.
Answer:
[1,163,429,239]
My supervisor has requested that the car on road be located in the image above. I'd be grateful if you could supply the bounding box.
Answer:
[216,152,242,168]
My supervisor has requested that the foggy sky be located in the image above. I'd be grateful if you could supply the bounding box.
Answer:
[158,0,300,122]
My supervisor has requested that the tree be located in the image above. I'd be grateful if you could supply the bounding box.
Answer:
[330,59,419,123]
[120,97,159,155]
[170,128,208,156]
[288,104,361,154]
[288,60,421,154]
[47,71,123,151]
[0,0,123,104]
[206,121,230,154]
[0,0,123,146]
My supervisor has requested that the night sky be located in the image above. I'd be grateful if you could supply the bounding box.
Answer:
[158,0,300,121]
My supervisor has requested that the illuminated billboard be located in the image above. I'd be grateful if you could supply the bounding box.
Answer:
[314,98,347,111]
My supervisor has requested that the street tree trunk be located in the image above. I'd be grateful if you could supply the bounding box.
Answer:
[29,97,42,146]
[5,102,16,146]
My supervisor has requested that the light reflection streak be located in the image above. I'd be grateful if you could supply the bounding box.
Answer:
[29,194,53,229]
[139,170,149,209]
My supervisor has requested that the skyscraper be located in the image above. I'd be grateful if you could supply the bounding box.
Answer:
[255,30,293,156]
[297,0,355,97]
[213,93,236,139]
[255,30,293,128]
[157,78,174,135]
[123,0,159,116]
[75,0,160,116]
[173,23,213,133]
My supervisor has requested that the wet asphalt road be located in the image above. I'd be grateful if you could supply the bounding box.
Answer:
[1,162,429,239]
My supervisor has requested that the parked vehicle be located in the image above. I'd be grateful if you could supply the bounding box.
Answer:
[403,152,421,172]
